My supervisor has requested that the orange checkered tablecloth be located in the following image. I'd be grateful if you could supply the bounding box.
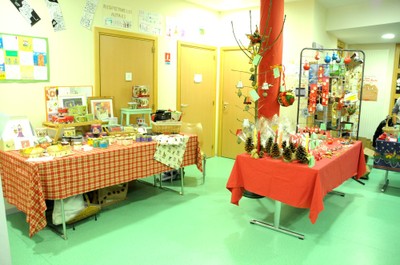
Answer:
[0,135,202,237]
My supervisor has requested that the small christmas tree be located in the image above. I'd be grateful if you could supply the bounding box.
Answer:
[245,136,254,154]
[282,146,293,162]
[271,142,281,158]
[295,145,309,164]
[265,136,273,155]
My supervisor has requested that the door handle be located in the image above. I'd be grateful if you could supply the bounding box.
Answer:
[223,102,229,110]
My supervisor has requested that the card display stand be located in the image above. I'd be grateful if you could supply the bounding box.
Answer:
[296,47,365,139]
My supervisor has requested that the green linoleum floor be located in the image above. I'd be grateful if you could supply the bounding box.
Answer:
[6,156,400,265]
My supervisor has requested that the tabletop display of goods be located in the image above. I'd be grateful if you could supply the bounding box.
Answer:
[151,109,182,134]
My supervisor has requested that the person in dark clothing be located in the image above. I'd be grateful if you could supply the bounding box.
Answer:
[372,116,393,148]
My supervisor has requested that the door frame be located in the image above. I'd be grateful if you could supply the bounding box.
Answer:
[94,27,158,109]
[217,46,242,157]
[177,41,218,156]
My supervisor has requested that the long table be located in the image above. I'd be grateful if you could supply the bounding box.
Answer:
[226,140,366,239]
[0,135,202,238]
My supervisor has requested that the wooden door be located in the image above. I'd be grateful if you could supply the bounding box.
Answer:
[218,47,254,159]
[177,42,217,157]
[94,28,157,124]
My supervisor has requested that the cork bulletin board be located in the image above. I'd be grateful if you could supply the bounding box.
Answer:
[0,32,49,82]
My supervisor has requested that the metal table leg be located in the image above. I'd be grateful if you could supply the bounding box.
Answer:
[60,199,67,240]
[250,200,305,240]
[381,170,389,192]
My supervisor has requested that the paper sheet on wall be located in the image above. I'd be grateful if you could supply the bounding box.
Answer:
[45,0,66,32]
[10,0,41,26]
[80,0,99,30]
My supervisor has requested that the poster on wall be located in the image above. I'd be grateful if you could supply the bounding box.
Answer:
[0,33,49,82]
[362,75,378,101]
[138,10,162,36]
[102,3,133,29]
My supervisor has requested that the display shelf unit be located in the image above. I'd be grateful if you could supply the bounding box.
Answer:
[43,120,103,142]
[296,47,365,139]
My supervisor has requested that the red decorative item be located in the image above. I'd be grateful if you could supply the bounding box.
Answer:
[344,53,351,64]
[303,61,310,71]
[315,51,320,60]
[308,84,318,113]
[321,77,329,106]
[278,91,295,107]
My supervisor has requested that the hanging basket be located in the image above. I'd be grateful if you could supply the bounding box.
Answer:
[383,116,399,135]
[277,91,295,107]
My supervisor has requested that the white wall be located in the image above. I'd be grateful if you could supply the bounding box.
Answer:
[0,0,220,127]
[349,43,396,139]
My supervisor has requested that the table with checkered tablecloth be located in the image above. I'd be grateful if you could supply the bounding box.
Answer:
[0,134,202,237]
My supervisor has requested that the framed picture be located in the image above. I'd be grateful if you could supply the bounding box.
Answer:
[44,86,93,121]
[58,94,87,108]
[87,97,114,121]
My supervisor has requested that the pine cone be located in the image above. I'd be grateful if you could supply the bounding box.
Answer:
[265,137,273,154]
[245,137,254,153]
[282,147,292,162]
[271,142,281,158]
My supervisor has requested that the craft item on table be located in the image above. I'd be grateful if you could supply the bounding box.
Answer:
[282,146,293,162]
[154,135,189,169]
[309,133,321,151]
[271,142,280,158]
[244,136,254,154]
[265,136,273,155]
[305,134,310,152]
[295,145,309,164]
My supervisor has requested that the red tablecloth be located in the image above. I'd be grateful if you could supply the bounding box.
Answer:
[0,135,202,237]
[226,141,366,224]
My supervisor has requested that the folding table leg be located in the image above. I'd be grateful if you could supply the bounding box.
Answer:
[250,200,304,240]
[381,170,389,192]
[60,199,67,240]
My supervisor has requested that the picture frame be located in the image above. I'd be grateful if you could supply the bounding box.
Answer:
[58,94,87,109]
[44,86,93,121]
[87,96,114,121]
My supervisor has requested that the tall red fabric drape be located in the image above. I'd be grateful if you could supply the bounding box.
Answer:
[257,0,284,119]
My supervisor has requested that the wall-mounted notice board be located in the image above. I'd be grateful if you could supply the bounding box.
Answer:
[0,33,49,82]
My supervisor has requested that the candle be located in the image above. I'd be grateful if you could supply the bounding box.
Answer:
[305,134,309,153]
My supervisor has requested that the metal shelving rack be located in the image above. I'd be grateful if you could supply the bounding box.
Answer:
[296,47,366,139]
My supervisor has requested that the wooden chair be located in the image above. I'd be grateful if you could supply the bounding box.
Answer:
[180,122,206,184]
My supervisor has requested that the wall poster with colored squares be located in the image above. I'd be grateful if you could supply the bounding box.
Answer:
[0,32,49,82]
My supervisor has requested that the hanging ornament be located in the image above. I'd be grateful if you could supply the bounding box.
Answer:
[344,53,351,64]
[324,53,331,63]
[277,91,295,107]
[243,96,252,105]
[332,52,338,61]
[236,80,244,89]
[303,61,310,71]
[315,51,320,60]
[336,56,341,63]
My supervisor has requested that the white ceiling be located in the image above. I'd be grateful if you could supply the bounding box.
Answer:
[184,0,400,45]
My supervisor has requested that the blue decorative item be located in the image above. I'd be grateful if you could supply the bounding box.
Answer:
[324,53,331,63]
[332,52,338,61]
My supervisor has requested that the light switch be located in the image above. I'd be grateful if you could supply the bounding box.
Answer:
[125,72,132,81]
